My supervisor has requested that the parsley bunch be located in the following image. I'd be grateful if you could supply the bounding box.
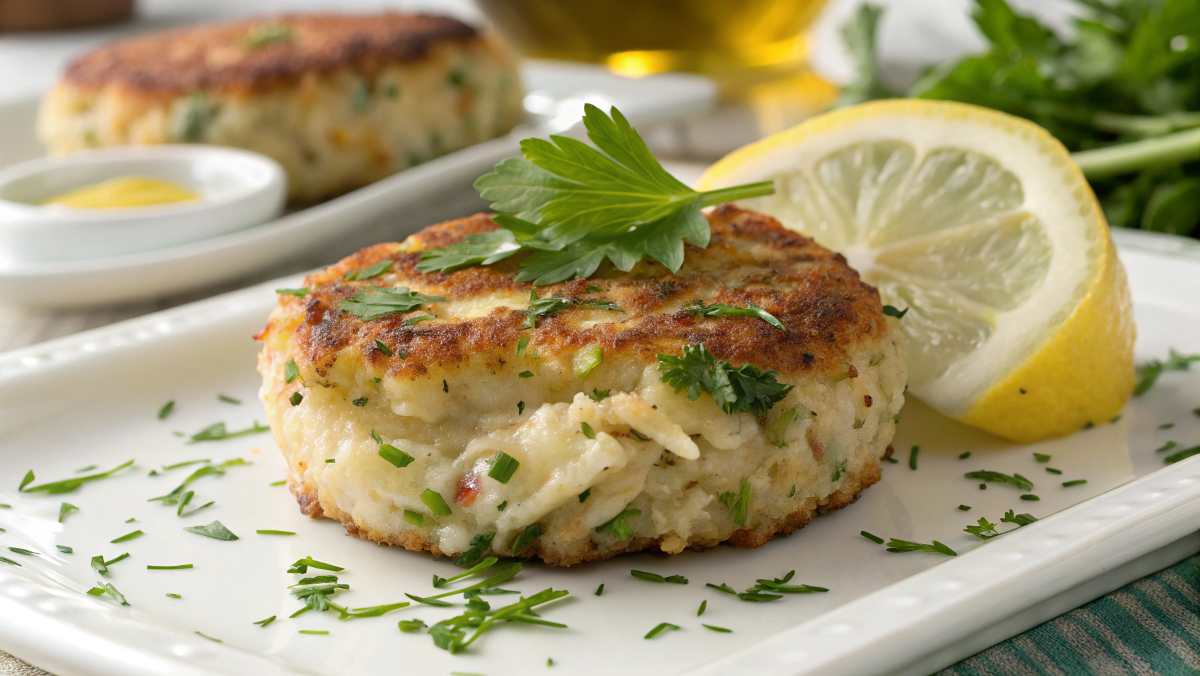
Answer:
[841,0,1200,238]
[418,105,774,284]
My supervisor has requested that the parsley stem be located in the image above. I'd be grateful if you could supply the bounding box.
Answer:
[1073,127,1200,180]
[697,181,776,207]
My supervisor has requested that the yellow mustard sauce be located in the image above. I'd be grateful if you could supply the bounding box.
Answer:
[42,176,200,209]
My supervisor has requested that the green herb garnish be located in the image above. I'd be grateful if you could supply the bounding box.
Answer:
[187,421,268,443]
[885,538,956,556]
[596,505,640,540]
[581,421,596,439]
[244,23,292,49]
[184,521,238,541]
[88,581,129,605]
[111,530,143,543]
[1062,479,1088,487]
[454,533,496,567]
[427,587,569,654]
[1166,444,1200,464]
[399,619,426,632]
[284,359,300,384]
[578,488,591,503]
[487,451,520,483]
[703,624,732,633]
[276,287,309,297]
[288,557,343,574]
[256,530,295,536]
[20,460,134,495]
[217,394,241,405]
[406,314,435,326]
[421,489,452,517]
[344,261,393,281]
[379,444,415,469]
[1136,350,1200,396]
[909,445,919,470]
[706,582,736,595]
[375,340,394,357]
[685,301,786,331]
[434,557,498,588]
[158,401,175,419]
[588,388,610,402]
[510,524,541,556]
[58,502,78,523]
[645,622,680,639]
[290,392,303,406]
[56,545,73,554]
[964,470,1034,491]
[860,530,884,544]
[657,344,792,417]
[522,293,623,329]
[726,479,751,526]
[254,616,276,627]
[882,305,908,318]
[340,287,445,321]
[147,564,193,570]
[577,347,604,377]
[417,105,774,285]
[631,570,688,584]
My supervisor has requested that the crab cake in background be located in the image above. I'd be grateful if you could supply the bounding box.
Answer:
[37,13,524,202]
[257,206,906,566]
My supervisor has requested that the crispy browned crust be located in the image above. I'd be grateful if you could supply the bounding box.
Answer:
[264,205,889,383]
[62,13,479,95]
[289,458,884,567]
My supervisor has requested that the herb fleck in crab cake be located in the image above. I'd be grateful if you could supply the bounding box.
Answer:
[256,107,906,566]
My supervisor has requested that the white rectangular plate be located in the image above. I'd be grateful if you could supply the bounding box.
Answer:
[0,229,1199,676]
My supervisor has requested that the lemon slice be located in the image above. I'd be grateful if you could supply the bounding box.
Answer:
[698,100,1135,442]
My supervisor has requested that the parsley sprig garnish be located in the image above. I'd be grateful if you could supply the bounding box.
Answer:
[428,588,570,654]
[684,301,786,331]
[885,538,957,556]
[657,344,793,418]
[523,292,622,328]
[340,287,446,321]
[417,105,774,285]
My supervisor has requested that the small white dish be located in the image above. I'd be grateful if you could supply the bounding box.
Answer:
[0,146,286,264]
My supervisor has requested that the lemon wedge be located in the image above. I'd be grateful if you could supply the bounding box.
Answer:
[698,99,1135,442]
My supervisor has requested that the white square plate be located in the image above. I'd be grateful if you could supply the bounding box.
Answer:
[0,230,1199,676]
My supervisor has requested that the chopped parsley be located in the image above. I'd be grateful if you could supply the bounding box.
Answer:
[958,505,972,511]
[1046,467,1064,474]
[426,587,569,654]
[595,584,604,596]
[909,445,919,470]
[1063,479,1088,487]
[406,315,435,326]
[860,531,884,544]
[723,480,752,526]
[1033,453,1051,463]
[1135,349,1200,396]
[340,287,446,321]
[657,344,793,417]
[516,336,531,358]
[344,261,393,281]
[964,470,1034,491]
[158,400,175,419]
[183,521,238,541]
[965,517,1000,539]
[959,451,971,460]
[454,533,496,567]
[404,510,425,526]
[89,582,129,606]
[706,583,737,595]
[595,505,640,540]
[421,489,452,517]
[518,370,534,378]
[703,624,732,633]
[517,401,525,415]
[290,392,303,406]
[885,539,956,556]
[631,570,688,584]
[750,570,827,594]
[644,622,680,639]
[1020,494,1040,501]
[1166,444,1200,464]
[149,458,246,508]
[882,305,908,318]
[374,340,394,357]
[20,460,134,495]
[523,293,623,329]
[288,557,343,574]
[832,458,848,481]
[487,451,520,484]
[684,300,786,331]
[7,547,37,556]
[577,347,603,377]
[56,545,73,554]
[698,600,707,616]
[217,394,241,405]
[588,388,610,402]
[58,502,78,523]
[434,557,498,587]
[187,421,269,443]
[256,530,295,536]
[111,530,143,543]
[398,619,426,632]
[578,488,591,502]
[147,564,193,570]
[275,287,309,297]
[510,524,541,556]
[254,616,276,627]
[765,406,799,447]
[0,557,18,567]
[379,443,415,469]
[284,359,300,383]
[581,422,596,439]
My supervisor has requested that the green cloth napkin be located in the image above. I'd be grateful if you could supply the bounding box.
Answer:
[941,553,1200,675]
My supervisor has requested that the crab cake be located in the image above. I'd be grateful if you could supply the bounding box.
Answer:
[37,13,523,203]
[257,205,906,566]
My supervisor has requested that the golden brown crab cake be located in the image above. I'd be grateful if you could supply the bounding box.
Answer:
[37,13,523,202]
[257,205,906,566]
